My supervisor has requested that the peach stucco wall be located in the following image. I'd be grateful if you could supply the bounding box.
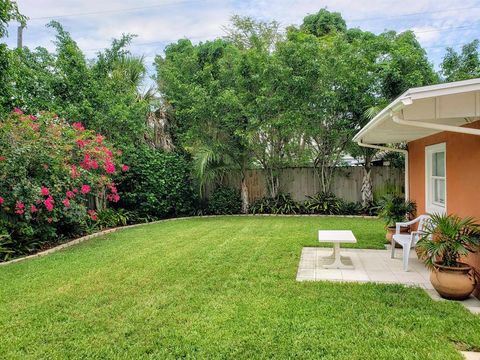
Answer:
[407,120,480,290]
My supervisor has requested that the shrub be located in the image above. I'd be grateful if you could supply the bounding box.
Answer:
[250,193,301,215]
[0,110,125,260]
[377,194,416,227]
[116,146,195,219]
[362,200,380,216]
[303,192,343,215]
[95,208,130,230]
[339,201,364,215]
[207,187,241,215]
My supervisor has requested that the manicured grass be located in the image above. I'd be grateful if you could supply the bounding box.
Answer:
[0,216,479,359]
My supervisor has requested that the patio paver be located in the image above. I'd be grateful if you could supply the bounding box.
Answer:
[297,246,480,314]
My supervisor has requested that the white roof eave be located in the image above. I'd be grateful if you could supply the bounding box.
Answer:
[353,78,480,145]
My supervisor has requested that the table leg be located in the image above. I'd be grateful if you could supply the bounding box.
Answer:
[323,243,353,269]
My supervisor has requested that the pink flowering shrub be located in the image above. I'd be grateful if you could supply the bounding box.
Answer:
[0,110,128,260]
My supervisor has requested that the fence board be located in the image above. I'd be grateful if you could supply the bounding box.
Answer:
[213,166,404,203]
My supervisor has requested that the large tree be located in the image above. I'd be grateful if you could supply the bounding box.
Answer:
[281,18,378,193]
[155,39,253,212]
[441,40,480,82]
[225,16,301,198]
[3,21,150,149]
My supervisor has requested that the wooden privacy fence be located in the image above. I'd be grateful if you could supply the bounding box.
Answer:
[211,166,404,203]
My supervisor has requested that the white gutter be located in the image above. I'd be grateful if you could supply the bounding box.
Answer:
[357,115,480,201]
[356,139,409,201]
[392,116,480,136]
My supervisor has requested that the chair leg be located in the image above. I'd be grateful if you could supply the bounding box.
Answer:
[391,241,396,258]
[402,243,410,272]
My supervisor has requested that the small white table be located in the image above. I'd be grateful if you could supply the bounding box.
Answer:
[318,230,357,269]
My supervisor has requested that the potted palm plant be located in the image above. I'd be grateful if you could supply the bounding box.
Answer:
[377,194,416,243]
[416,213,480,300]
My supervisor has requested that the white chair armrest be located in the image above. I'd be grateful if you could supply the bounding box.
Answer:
[395,216,422,234]
[395,222,411,234]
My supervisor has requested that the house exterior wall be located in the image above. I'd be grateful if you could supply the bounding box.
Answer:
[407,120,480,291]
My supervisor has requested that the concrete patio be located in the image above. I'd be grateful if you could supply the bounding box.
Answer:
[297,246,480,314]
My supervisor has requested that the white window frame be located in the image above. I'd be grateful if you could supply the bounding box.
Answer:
[425,142,446,214]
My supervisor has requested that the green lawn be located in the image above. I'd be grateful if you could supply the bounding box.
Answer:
[1,216,479,359]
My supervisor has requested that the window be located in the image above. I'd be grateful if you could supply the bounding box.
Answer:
[425,143,446,214]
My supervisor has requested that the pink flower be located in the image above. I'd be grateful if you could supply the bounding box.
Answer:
[105,162,115,174]
[29,115,37,121]
[72,122,85,131]
[95,134,104,144]
[47,217,53,223]
[109,183,117,194]
[81,184,90,194]
[81,154,91,170]
[88,209,97,221]
[15,201,25,215]
[66,191,75,199]
[71,165,79,179]
[121,164,129,172]
[40,186,50,196]
[91,159,98,169]
[62,198,70,208]
[73,188,79,194]
[13,107,23,114]
[44,196,54,212]
[30,205,38,213]
[0,197,3,205]
[107,193,120,203]
[76,139,87,148]
[30,123,40,131]
[0,156,5,161]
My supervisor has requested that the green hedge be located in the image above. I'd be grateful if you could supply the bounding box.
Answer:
[116,147,196,219]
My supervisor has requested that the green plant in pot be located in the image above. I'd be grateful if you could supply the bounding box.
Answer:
[377,194,416,243]
[416,213,480,300]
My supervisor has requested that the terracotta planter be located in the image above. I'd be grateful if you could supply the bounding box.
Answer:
[430,262,477,300]
[385,226,395,243]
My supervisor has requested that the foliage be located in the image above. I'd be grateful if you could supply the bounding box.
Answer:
[227,16,299,198]
[441,40,480,82]
[116,146,195,219]
[223,15,283,51]
[300,8,346,37]
[339,201,364,215]
[304,192,343,215]
[156,38,252,211]
[361,200,380,216]
[156,11,438,204]
[0,0,26,38]
[250,193,301,215]
[95,208,130,230]
[2,22,150,148]
[376,30,438,100]
[0,110,124,260]
[417,213,480,269]
[377,194,416,227]
[207,187,242,215]
[192,146,237,197]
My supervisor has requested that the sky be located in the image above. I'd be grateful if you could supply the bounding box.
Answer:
[4,0,480,85]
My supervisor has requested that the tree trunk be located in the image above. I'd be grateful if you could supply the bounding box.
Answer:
[266,168,280,198]
[240,174,249,214]
[361,167,373,206]
[361,153,373,206]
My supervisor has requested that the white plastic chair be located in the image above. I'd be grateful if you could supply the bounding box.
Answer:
[391,215,431,271]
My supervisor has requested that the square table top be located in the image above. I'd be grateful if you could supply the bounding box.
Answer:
[318,230,357,243]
